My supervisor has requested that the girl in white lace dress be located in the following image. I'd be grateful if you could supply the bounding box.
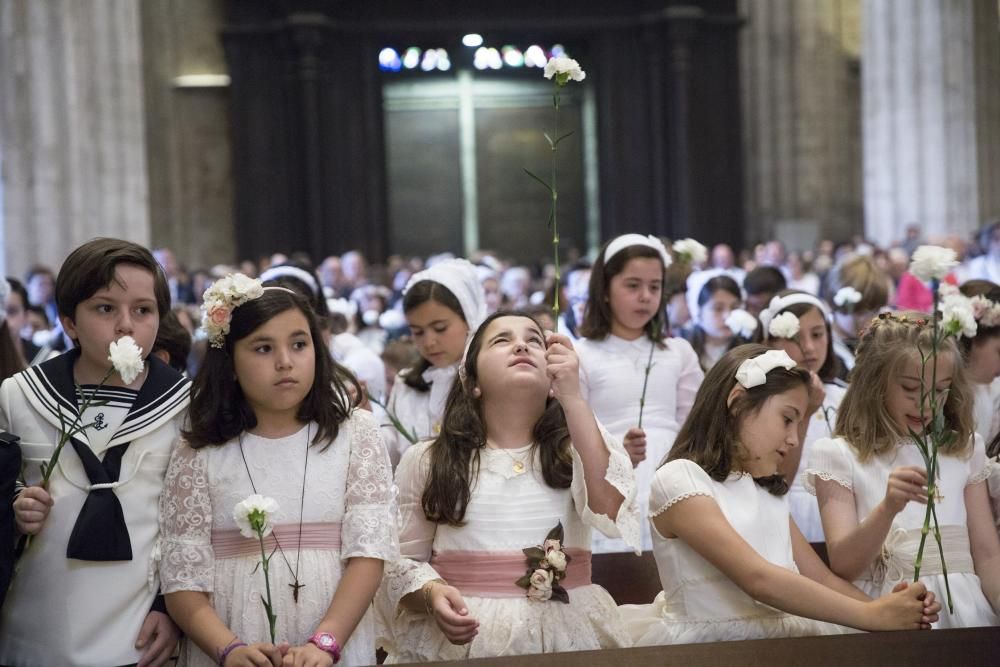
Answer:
[622,345,940,645]
[159,279,399,666]
[807,312,1000,628]
[377,311,639,661]
[575,234,704,553]
[381,258,487,467]
[757,290,846,543]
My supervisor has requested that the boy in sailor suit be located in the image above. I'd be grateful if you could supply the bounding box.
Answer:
[0,238,191,667]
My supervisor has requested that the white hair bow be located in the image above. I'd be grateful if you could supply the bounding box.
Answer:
[734,350,797,389]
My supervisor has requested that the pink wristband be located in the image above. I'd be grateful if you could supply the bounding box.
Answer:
[217,639,247,666]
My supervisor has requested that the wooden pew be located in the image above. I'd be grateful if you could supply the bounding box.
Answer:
[403,626,1000,666]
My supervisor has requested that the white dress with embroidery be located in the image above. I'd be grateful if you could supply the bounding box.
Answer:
[381,365,457,467]
[788,382,846,543]
[972,378,1000,446]
[159,411,399,667]
[805,436,999,628]
[621,459,845,644]
[376,425,640,662]
[577,335,704,553]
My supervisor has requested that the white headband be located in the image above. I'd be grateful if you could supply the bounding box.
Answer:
[259,265,320,296]
[603,234,672,268]
[735,349,797,389]
[758,293,831,339]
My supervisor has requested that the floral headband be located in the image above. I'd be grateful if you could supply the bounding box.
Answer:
[603,234,672,268]
[735,350,797,389]
[201,274,295,348]
[758,293,830,341]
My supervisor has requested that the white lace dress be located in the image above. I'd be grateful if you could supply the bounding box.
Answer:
[788,382,845,543]
[805,436,999,629]
[159,412,399,666]
[376,426,640,662]
[621,459,845,644]
[576,335,704,553]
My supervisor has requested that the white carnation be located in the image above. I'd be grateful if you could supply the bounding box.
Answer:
[768,312,801,340]
[833,287,863,308]
[725,309,758,339]
[939,294,978,339]
[108,336,145,384]
[233,494,279,539]
[672,238,708,266]
[543,56,586,83]
[909,245,958,282]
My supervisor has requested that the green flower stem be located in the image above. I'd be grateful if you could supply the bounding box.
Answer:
[930,498,954,613]
[257,528,277,643]
[550,86,561,319]
[367,391,419,445]
[638,340,655,429]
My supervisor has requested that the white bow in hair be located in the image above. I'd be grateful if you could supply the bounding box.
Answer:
[735,350,797,389]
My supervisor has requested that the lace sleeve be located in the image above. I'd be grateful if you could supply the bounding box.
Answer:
[648,459,714,517]
[803,437,854,495]
[966,434,993,487]
[158,439,214,593]
[342,410,400,562]
[570,420,641,554]
[378,441,442,612]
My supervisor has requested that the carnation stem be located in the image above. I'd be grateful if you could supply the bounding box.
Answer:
[550,87,561,320]
[638,340,655,429]
[258,530,277,643]
[930,498,954,613]
[367,391,419,444]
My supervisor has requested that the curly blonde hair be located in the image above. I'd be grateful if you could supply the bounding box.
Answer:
[835,311,974,461]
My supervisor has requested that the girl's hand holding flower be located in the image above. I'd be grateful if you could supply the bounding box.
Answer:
[623,427,647,467]
[883,466,929,515]
[13,486,53,535]
[544,332,581,402]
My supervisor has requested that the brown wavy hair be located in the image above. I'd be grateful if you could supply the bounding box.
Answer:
[664,343,810,496]
[835,311,974,461]
[666,344,811,496]
[421,311,572,525]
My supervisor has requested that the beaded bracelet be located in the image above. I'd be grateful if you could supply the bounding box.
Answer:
[217,638,247,666]
[422,579,447,615]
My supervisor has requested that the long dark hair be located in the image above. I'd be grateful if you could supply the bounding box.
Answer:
[421,311,573,525]
[401,280,467,392]
[666,343,811,496]
[183,288,359,449]
[0,321,25,383]
[579,242,668,343]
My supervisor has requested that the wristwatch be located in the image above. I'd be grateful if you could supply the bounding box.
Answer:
[308,632,342,663]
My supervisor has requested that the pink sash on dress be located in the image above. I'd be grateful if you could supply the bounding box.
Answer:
[430,548,592,598]
[211,522,342,559]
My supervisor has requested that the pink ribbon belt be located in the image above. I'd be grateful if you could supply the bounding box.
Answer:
[430,548,592,598]
[211,522,342,559]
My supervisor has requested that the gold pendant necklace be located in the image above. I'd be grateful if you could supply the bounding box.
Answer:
[488,440,531,475]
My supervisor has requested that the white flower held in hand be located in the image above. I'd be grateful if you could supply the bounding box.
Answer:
[672,238,708,266]
[939,294,978,339]
[108,336,145,384]
[909,245,958,283]
[833,286,863,308]
[234,494,279,539]
[768,312,801,340]
[725,309,758,339]
[543,56,586,84]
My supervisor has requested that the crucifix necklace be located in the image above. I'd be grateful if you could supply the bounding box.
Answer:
[239,424,310,603]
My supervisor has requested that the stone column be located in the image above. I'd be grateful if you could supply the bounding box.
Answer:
[0,0,150,278]
[740,0,863,249]
[863,0,1000,247]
